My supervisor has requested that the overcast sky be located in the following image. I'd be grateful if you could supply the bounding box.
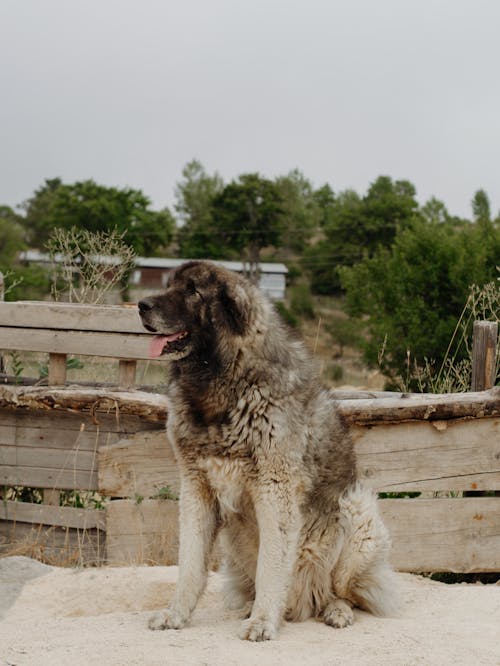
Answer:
[1,0,499,220]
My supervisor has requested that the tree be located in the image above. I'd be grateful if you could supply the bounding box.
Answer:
[174,159,224,258]
[20,178,62,246]
[304,176,420,295]
[21,179,174,255]
[274,169,320,255]
[340,218,497,386]
[313,184,336,227]
[419,196,451,225]
[211,173,285,280]
[0,206,26,270]
[361,176,419,249]
[471,189,493,233]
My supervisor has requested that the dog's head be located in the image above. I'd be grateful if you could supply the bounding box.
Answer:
[138,261,253,362]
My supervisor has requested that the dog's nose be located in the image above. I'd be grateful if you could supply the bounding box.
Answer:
[138,300,153,314]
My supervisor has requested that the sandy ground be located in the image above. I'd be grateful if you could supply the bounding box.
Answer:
[0,557,499,666]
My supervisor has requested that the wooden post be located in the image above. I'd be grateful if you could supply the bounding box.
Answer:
[118,359,137,389]
[43,489,61,506]
[471,321,498,391]
[48,352,67,385]
[46,351,66,506]
[0,271,4,374]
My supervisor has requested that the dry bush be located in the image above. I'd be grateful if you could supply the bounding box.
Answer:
[46,227,136,304]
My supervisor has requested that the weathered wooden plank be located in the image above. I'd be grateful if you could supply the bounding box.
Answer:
[0,465,98,491]
[354,417,500,492]
[0,423,119,451]
[0,301,144,333]
[380,497,500,572]
[0,407,164,435]
[0,500,105,530]
[13,445,99,472]
[98,431,179,498]
[339,387,500,425]
[104,497,500,572]
[0,386,169,422]
[0,521,105,566]
[0,327,158,360]
[3,385,498,427]
[0,445,16,465]
[105,499,179,565]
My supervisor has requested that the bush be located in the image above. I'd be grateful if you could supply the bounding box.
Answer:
[340,220,499,386]
[290,284,315,319]
[5,264,51,301]
[274,301,299,328]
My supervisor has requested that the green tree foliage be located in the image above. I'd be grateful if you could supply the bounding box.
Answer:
[0,205,26,270]
[471,188,492,230]
[419,196,451,225]
[305,176,419,294]
[4,264,51,301]
[340,218,500,385]
[0,204,51,300]
[20,178,62,246]
[313,184,336,227]
[174,159,224,258]
[22,179,174,255]
[210,173,285,277]
[274,169,320,254]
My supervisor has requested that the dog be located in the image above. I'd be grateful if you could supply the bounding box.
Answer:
[138,260,398,641]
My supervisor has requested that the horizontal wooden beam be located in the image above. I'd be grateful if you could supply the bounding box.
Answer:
[0,520,105,566]
[380,497,500,572]
[0,327,160,361]
[338,387,500,424]
[2,385,499,426]
[0,385,169,422]
[354,417,500,492]
[0,301,145,333]
[0,500,105,530]
[104,496,500,572]
[0,464,98,491]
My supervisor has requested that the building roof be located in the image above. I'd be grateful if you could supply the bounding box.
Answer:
[135,257,288,274]
[19,251,288,274]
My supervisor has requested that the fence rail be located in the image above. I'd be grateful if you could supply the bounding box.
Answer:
[0,299,499,571]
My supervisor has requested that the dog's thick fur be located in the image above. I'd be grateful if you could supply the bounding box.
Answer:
[138,260,398,641]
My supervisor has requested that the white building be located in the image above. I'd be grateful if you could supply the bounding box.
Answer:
[18,251,288,301]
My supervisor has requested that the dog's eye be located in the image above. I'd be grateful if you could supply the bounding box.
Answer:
[186,278,204,300]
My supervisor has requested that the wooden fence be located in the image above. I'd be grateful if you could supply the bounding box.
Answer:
[0,300,499,572]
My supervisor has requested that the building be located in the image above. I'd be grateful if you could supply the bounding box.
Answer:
[18,251,288,301]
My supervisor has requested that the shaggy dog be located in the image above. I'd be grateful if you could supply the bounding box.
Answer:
[138,260,398,641]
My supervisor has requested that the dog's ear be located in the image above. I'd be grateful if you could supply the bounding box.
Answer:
[218,282,251,335]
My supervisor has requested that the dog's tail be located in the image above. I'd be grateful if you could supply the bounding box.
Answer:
[333,482,400,617]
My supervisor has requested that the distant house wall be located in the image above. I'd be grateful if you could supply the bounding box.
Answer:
[19,251,288,301]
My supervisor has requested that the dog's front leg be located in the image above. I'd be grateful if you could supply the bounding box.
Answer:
[240,481,299,641]
[149,476,217,631]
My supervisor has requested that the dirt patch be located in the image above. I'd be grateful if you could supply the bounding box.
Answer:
[1,557,499,665]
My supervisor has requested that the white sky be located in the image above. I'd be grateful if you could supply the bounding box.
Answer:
[1,0,499,220]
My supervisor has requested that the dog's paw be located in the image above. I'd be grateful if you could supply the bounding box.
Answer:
[148,607,187,631]
[323,599,354,629]
[239,616,278,641]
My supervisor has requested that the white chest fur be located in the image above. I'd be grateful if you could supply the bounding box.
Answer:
[200,456,247,516]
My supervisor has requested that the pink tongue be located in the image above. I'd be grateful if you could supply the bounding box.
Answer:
[149,336,169,358]
[149,333,185,358]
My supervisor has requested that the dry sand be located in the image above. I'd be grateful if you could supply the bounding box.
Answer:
[1,556,499,666]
